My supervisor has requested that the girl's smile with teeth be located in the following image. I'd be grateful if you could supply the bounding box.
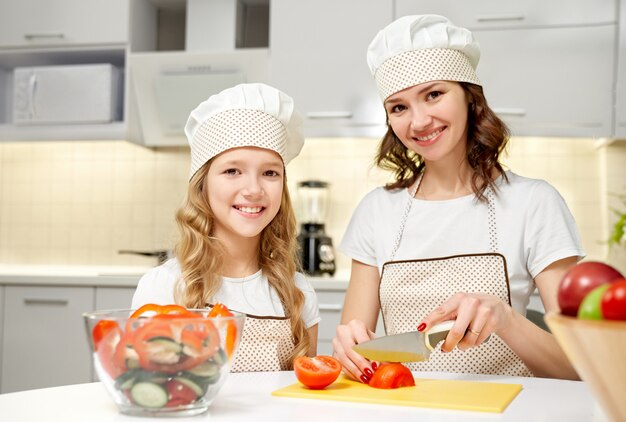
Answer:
[235,205,264,214]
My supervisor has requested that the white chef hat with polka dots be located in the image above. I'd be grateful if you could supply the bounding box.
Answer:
[367,14,482,101]
[184,83,304,179]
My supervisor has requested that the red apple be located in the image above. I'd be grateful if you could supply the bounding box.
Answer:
[557,261,623,316]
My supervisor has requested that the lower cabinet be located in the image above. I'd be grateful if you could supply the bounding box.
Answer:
[1,286,95,393]
[95,287,135,310]
[315,288,384,356]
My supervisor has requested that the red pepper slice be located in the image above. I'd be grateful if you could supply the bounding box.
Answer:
[96,324,124,379]
[130,303,194,319]
[92,319,119,350]
[208,303,238,357]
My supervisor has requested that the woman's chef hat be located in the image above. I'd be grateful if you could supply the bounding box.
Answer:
[367,15,481,100]
[184,83,304,179]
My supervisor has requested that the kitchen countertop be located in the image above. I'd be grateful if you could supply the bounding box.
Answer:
[0,265,350,290]
[0,371,603,422]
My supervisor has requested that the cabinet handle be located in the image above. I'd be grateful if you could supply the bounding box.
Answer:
[475,14,526,23]
[23,33,65,40]
[319,304,343,311]
[23,298,69,306]
[492,107,527,116]
[306,111,353,119]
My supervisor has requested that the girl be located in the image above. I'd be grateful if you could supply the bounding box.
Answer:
[132,83,320,372]
[332,15,585,382]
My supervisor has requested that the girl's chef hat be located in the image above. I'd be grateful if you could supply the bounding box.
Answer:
[367,14,482,100]
[184,83,304,179]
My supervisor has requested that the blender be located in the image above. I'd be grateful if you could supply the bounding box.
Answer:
[296,180,336,276]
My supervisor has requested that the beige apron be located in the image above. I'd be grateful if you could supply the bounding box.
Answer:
[207,304,294,372]
[379,175,533,376]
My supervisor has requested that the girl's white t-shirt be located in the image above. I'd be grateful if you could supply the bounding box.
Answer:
[340,171,585,314]
[131,259,321,328]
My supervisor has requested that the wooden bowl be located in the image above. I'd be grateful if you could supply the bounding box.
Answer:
[545,312,626,422]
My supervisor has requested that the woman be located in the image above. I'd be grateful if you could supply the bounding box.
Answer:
[332,15,584,382]
[132,83,320,372]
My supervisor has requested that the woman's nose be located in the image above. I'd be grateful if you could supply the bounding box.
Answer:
[409,107,432,130]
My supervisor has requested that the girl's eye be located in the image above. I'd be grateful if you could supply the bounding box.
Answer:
[264,170,281,177]
[388,104,406,114]
[224,168,239,176]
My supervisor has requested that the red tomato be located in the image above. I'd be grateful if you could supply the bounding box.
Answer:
[165,379,198,407]
[601,279,626,321]
[294,356,342,389]
[557,262,623,316]
[92,319,119,350]
[368,363,415,389]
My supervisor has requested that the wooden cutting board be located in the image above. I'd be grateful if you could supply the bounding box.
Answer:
[272,375,522,413]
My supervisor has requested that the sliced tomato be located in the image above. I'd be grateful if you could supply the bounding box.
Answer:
[165,379,198,407]
[208,303,238,357]
[92,319,119,350]
[368,363,415,389]
[294,356,342,390]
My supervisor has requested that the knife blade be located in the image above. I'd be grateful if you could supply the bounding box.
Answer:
[352,320,456,362]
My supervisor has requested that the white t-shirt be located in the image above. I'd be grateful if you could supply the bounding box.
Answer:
[131,259,321,329]
[340,171,585,314]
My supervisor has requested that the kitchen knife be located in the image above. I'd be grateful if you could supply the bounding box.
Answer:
[352,321,456,362]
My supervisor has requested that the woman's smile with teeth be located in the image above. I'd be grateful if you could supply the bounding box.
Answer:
[235,205,263,214]
[416,128,444,141]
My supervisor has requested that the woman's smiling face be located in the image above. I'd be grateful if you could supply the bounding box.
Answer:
[206,146,284,243]
[385,81,470,164]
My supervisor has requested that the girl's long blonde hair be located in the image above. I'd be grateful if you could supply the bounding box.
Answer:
[173,160,310,366]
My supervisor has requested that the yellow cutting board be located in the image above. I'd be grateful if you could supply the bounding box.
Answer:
[272,375,522,413]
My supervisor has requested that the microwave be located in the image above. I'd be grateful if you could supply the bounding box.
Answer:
[13,64,122,125]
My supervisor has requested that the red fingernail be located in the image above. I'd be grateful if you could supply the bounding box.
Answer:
[371,362,378,371]
[364,367,373,377]
[360,374,370,384]
[417,323,426,332]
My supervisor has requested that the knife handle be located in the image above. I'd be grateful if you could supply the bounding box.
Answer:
[424,321,492,350]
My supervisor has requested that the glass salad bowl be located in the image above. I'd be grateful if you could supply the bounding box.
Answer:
[83,306,245,417]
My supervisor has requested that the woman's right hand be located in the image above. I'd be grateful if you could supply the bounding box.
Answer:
[332,319,378,384]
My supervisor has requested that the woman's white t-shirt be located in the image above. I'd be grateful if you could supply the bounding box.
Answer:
[340,171,585,314]
[131,259,321,328]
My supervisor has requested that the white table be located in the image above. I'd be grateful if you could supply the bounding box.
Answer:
[0,371,607,422]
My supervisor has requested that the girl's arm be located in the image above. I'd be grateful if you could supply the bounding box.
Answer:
[307,324,319,356]
[332,260,381,381]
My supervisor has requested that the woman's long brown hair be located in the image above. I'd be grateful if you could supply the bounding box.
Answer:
[173,161,310,367]
[375,83,509,201]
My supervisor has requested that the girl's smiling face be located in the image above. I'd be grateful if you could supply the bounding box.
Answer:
[385,81,471,164]
[206,146,284,243]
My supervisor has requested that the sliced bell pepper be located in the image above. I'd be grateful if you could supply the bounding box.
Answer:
[130,303,195,319]
[208,303,238,357]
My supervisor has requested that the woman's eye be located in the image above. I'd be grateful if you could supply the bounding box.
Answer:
[427,91,442,101]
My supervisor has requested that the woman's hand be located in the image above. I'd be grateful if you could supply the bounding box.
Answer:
[419,292,515,352]
[332,319,378,384]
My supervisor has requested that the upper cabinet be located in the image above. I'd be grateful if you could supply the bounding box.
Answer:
[269,0,392,138]
[616,0,626,139]
[394,0,618,138]
[0,0,129,47]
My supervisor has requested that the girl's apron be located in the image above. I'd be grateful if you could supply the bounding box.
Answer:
[379,175,533,376]
[207,304,294,372]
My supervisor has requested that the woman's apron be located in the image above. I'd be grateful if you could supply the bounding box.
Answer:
[207,304,294,372]
[379,175,533,376]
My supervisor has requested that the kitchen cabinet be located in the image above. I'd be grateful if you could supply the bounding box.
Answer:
[616,0,626,139]
[95,286,135,310]
[269,0,392,138]
[0,0,129,48]
[0,285,95,393]
[394,0,617,138]
[315,287,384,355]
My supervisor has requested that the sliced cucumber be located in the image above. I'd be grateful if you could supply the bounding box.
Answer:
[115,370,138,390]
[174,376,206,396]
[130,381,169,409]
[146,337,183,353]
[212,348,227,366]
[187,361,219,378]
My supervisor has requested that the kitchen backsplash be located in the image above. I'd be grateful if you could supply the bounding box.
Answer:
[0,137,624,274]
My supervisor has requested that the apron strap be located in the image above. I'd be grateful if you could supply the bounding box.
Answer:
[389,174,499,261]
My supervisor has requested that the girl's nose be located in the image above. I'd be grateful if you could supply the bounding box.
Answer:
[242,177,264,197]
